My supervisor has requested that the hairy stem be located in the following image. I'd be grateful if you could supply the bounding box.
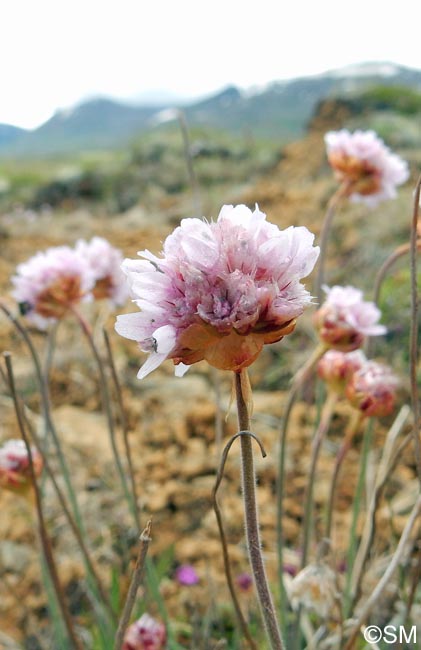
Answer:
[213,431,265,650]
[236,370,285,650]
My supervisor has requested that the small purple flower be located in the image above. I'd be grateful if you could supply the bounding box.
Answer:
[174,564,199,586]
[236,572,253,592]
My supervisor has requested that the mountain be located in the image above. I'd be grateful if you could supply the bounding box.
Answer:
[0,124,27,148]
[2,62,421,157]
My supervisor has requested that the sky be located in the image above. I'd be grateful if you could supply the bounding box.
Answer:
[2,0,420,130]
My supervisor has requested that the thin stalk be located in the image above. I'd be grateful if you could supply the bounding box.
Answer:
[314,183,349,305]
[177,109,202,216]
[213,430,265,650]
[350,406,411,605]
[301,391,338,568]
[114,522,152,650]
[3,352,82,650]
[324,410,364,540]
[276,343,326,628]
[236,370,285,650]
[409,174,421,482]
[21,403,116,624]
[103,329,140,531]
[343,418,374,617]
[72,308,136,527]
[0,304,85,532]
[343,492,421,650]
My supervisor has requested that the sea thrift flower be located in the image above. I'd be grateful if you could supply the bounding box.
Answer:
[313,285,386,351]
[346,360,399,417]
[0,439,43,495]
[122,613,166,650]
[325,129,409,207]
[175,564,199,586]
[116,204,319,377]
[288,562,338,619]
[75,236,128,306]
[317,349,367,392]
[11,246,95,329]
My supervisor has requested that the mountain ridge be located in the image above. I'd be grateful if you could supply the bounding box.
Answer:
[2,61,420,157]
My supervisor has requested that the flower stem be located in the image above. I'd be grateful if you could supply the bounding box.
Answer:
[343,418,374,617]
[213,431,262,650]
[3,352,83,650]
[301,391,337,568]
[314,183,349,304]
[343,492,421,650]
[72,308,137,528]
[409,174,421,482]
[114,521,152,650]
[276,343,326,629]
[235,370,285,650]
[324,410,364,540]
[0,303,85,534]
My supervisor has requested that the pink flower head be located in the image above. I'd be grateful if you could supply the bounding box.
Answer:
[0,439,43,495]
[317,349,367,392]
[122,613,166,650]
[11,245,95,329]
[75,237,129,306]
[175,564,199,586]
[115,204,319,378]
[313,285,386,351]
[346,360,400,417]
[325,129,409,207]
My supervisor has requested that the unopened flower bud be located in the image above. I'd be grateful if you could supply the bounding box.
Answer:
[317,349,366,392]
[313,285,386,351]
[346,360,399,417]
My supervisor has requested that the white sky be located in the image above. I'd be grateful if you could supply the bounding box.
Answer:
[2,0,420,129]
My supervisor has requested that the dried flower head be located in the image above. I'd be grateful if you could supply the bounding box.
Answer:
[317,349,367,392]
[313,285,386,351]
[325,129,409,207]
[0,439,43,495]
[11,246,95,329]
[116,204,319,378]
[174,564,199,586]
[346,360,400,417]
[288,562,338,619]
[122,613,166,650]
[75,237,128,306]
